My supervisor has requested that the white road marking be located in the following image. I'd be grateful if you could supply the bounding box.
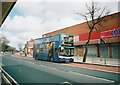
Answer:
[68,71,115,83]
[39,64,57,70]
[38,64,115,83]
[2,56,117,83]
[18,60,23,62]
[25,61,29,63]
[27,61,35,64]
[17,60,35,65]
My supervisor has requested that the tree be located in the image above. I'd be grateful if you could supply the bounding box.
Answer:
[18,43,23,55]
[77,1,110,62]
[18,43,23,52]
[0,35,10,53]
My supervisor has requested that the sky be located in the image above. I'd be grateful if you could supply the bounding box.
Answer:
[0,0,119,49]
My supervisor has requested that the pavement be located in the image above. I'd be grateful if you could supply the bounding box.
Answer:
[14,53,120,67]
[1,52,120,67]
[62,63,119,73]
[14,54,120,74]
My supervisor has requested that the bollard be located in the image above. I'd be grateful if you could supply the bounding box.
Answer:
[104,57,106,65]
[92,57,93,64]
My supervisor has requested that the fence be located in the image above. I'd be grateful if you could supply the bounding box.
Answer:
[74,56,119,67]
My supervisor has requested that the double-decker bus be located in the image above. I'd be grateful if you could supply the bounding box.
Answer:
[33,34,74,62]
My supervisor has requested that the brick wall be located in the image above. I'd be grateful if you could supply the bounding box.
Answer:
[26,39,34,54]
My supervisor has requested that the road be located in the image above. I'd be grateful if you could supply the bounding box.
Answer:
[0,54,119,85]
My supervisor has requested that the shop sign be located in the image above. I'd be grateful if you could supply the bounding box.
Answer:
[111,28,120,36]
[79,31,100,41]
[101,28,120,38]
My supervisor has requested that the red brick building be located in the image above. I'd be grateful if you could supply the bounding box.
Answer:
[25,39,34,55]
[42,12,120,59]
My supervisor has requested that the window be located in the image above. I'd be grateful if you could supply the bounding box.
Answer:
[59,47,74,56]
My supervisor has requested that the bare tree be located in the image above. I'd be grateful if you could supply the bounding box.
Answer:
[77,1,110,62]
[18,43,23,52]
[18,43,23,55]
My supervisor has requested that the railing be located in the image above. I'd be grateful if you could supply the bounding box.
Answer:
[1,68,19,85]
[74,56,119,67]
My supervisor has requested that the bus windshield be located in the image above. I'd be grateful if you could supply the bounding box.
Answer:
[59,47,74,57]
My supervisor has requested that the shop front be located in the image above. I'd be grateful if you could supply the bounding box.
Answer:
[74,27,120,59]
[112,43,120,58]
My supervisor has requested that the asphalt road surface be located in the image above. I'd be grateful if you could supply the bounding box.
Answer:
[0,54,119,85]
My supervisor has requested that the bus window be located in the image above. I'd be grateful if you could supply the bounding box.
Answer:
[64,37,69,42]
[59,47,74,56]
[69,36,73,42]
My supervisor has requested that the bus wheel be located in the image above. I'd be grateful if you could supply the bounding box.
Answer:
[50,57,53,61]
[35,57,37,60]
[35,55,38,60]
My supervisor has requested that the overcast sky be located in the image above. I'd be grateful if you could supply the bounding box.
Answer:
[0,0,119,49]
